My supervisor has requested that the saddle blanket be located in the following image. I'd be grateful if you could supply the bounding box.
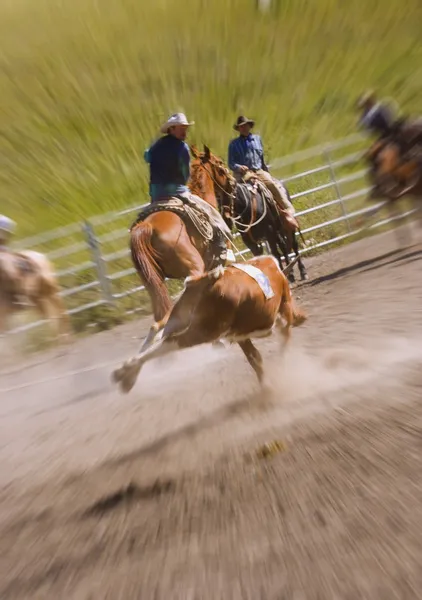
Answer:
[231,263,275,299]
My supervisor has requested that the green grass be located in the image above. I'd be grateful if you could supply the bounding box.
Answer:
[1,0,421,238]
[1,0,421,344]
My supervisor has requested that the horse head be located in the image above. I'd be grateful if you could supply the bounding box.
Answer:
[190,145,236,228]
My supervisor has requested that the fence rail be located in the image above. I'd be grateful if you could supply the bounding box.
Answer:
[8,133,416,337]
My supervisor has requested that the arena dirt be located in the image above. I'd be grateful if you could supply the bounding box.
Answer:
[0,225,421,599]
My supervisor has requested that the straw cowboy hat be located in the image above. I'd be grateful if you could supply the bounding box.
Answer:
[160,113,195,134]
[233,115,255,131]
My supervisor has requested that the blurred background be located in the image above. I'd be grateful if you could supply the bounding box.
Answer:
[2,0,421,235]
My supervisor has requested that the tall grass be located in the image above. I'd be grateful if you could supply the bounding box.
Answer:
[1,0,421,238]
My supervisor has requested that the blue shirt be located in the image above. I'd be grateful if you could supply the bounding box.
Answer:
[144,134,190,201]
[228,133,267,172]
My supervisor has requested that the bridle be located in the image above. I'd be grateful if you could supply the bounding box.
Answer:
[195,156,236,220]
[195,156,272,232]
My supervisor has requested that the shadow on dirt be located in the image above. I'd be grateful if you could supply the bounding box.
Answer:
[107,391,269,468]
[310,247,420,286]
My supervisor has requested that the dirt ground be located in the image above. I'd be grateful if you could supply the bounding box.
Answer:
[0,225,421,599]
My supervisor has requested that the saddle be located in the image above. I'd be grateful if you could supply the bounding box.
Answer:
[237,177,299,230]
[130,197,228,269]
[0,251,32,308]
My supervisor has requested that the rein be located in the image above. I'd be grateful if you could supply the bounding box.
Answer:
[198,160,269,231]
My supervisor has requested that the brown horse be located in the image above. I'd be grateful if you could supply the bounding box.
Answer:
[194,147,308,282]
[362,138,422,231]
[130,145,234,351]
[112,255,307,395]
[0,249,72,341]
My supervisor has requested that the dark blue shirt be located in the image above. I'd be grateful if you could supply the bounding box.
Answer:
[359,103,393,136]
[144,135,190,200]
[228,133,267,172]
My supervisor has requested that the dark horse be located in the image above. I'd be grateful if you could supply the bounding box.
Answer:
[194,146,308,282]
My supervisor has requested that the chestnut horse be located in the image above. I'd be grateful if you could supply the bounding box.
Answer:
[361,138,422,234]
[130,145,234,351]
[195,147,308,282]
[112,255,307,395]
[0,249,72,341]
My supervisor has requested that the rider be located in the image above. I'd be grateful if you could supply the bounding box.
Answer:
[357,91,394,139]
[227,115,295,217]
[144,113,232,241]
[0,214,25,307]
[0,214,16,249]
[357,91,422,195]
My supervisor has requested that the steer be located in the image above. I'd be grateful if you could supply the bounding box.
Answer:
[112,255,306,394]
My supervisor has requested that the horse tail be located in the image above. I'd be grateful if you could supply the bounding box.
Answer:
[130,222,172,322]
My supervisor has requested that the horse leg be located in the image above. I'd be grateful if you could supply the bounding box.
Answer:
[113,335,179,394]
[266,230,286,272]
[241,233,264,258]
[44,287,73,342]
[238,339,265,384]
[32,296,63,343]
[387,202,409,248]
[276,231,295,283]
[276,275,306,337]
[292,231,308,281]
[0,300,12,336]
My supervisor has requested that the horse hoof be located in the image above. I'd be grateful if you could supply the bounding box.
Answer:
[260,382,275,401]
[111,367,123,384]
[212,340,226,350]
[288,275,295,284]
[300,272,309,281]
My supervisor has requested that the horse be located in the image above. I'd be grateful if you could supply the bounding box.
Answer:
[129,146,235,352]
[194,146,308,283]
[360,137,422,236]
[0,249,72,341]
[112,255,307,395]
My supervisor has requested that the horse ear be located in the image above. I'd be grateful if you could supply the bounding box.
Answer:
[203,144,211,161]
[190,145,199,158]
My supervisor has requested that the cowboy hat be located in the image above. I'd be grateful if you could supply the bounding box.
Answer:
[357,90,376,109]
[233,115,255,131]
[0,214,16,235]
[160,113,195,134]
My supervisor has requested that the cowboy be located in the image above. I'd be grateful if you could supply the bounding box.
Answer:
[0,215,25,307]
[0,214,16,249]
[144,113,232,238]
[357,91,422,196]
[357,91,394,139]
[228,115,295,216]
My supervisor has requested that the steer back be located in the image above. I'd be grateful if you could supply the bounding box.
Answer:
[163,256,292,347]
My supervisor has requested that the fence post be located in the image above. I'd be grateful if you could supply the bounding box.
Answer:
[323,147,351,233]
[256,0,272,11]
[83,221,114,305]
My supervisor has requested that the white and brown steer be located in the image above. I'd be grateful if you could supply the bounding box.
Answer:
[112,255,306,394]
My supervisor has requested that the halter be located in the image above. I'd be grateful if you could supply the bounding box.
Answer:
[194,157,236,218]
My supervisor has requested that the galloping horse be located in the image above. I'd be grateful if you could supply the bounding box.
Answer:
[362,137,422,230]
[194,146,308,282]
[130,145,234,351]
[0,249,72,341]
